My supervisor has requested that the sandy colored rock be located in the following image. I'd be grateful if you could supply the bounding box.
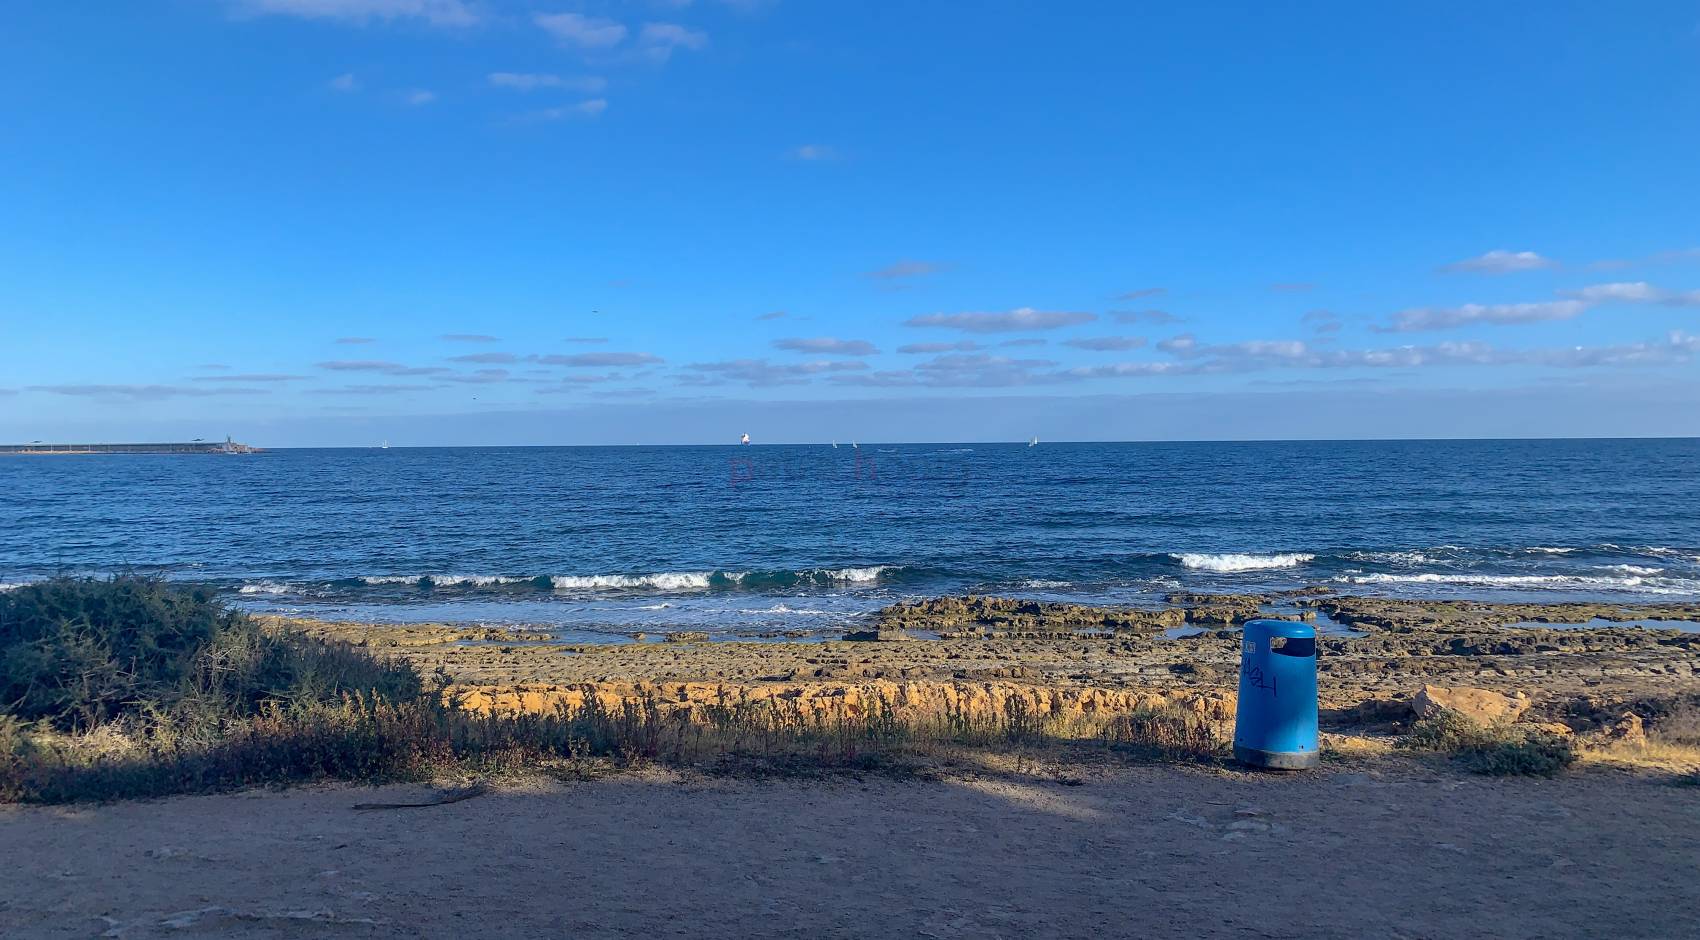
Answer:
[1412,685,1531,725]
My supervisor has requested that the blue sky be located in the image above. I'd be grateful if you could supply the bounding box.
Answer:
[2,1,1698,445]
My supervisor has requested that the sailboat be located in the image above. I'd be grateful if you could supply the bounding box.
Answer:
[380,440,390,450]
[740,432,751,445]
[1028,436,1039,447]
[831,440,838,448]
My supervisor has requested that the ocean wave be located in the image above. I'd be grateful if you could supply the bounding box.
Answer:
[1172,552,1315,572]
[1021,579,1072,589]
[0,582,32,593]
[551,572,717,592]
[1339,572,1700,595]
[238,581,298,595]
[1601,565,1665,576]
[1343,550,1435,566]
[361,574,536,587]
[1524,547,1577,555]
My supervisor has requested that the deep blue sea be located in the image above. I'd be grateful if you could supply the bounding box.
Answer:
[3,440,1698,640]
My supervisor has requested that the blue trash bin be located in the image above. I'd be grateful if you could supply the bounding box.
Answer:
[1233,619,1319,770]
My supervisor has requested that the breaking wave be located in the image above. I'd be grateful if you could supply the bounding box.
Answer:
[1171,552,1316,572]
[1339,572,1700,595]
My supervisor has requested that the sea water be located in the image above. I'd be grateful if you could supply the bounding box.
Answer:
[2,439,1696,639]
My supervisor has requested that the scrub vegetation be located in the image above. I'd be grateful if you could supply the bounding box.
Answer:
[1,578,1230,803]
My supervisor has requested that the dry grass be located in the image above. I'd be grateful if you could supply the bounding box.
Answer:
[1398,710,1576,777]
[2,691,1232,804]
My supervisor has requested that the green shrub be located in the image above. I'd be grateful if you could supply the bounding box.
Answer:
[0,577,420,733]
[1399,710,1575,777]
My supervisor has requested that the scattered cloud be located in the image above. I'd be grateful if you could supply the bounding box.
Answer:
[1302,310,1343,334]
[334,336,376,344]
[1563,282,1700,307]
[999,338,1048,347]
[563,336,609,343]
[831,354,1063,389]
[442,333,499,342]
[638,22,708,61]
[487,72,607,93]
[315,360,451,376]
[772,337,878,355]
[1063,336,1148,351]
[684,358,865,387]
[534,352,663,367]
[191,373,310,382]
[1378,300,1588,333]
[755,311,787,321]
[865,260,946,280]
[1114,288,1166,301]
[443,369,511,384]
[327,73,359,92]
[26,384,270,399]
[521,99,608,121]
[897,341,982,354]
[1112,309,1181,325]
[1440,249,1556,274]
[447,352,519,364]
[536,12,628,48]
[405,89,436,106]
[309,383,447,395]
[905,307,1096,333]
[238,0,478,27]
[787,144,835,161]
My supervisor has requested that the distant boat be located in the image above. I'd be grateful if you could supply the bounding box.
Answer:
[852,442,858,449]
[831,440,838,449]
[1028,436,1039,447]
[740,432,751,445]
[380,440,390,450]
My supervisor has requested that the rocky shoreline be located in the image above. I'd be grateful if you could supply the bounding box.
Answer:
[268,593,1700,742]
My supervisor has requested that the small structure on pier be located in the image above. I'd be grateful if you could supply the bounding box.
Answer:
[0,436,261,455]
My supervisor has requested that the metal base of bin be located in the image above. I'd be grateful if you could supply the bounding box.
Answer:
[1234,744,1319,771]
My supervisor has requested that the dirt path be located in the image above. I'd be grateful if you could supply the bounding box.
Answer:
[4,766,1697,939]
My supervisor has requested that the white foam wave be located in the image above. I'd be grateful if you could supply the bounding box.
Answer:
[818,565,893,582]
[238,581,297,595]
[1344,551,1433,566]
[1602,565,1664,576]
[1022,579,1072,589]
[360,574,532,587]
[1172,552,1315,572]
[550,572,715,592]
[0,582,31,593]
[1340,572,1700,595]
[740,604,833,616]
[1524,547,1576,555]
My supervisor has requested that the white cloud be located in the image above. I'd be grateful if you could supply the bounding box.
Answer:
[685,358,866,387]
[1380,300,1588,332]
[488,72,607,93]
[905,307,1096,333]
[897,341,982,354]
[327,72,359,92]
[1114,287,1165,300]
[524,99,609,121]
[638,22,708,60]
[866,260,946,279]
[787,144,835,161]
[240,0,476,26]
[535,12,628,48]
[1564,281,1700,307]
[773,337,879,355]
[1440,250,1556,274]
[405,89,436,106]
[1063,336,1148,351]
